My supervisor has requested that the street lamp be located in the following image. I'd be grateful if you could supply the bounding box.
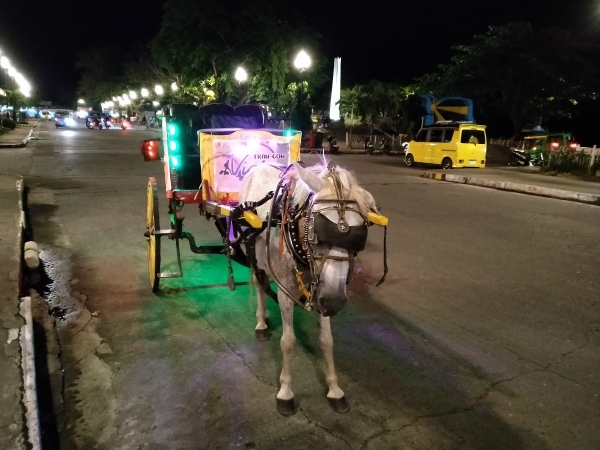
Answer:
[129,90,138,100]
[141,88,149,97]
[171,82,178,92]
[234,67,247,83]
[155,84,164,95]
[0,56,9,69]
[294,50,311,73]
[78,99,85,104]
[293,50,311,131]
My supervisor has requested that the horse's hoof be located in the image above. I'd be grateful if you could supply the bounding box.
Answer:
[328,396,350,413]
[276,398,297,416]
[255,328,270,341]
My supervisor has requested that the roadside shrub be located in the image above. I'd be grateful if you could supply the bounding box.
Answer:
[539,147,589,173]
[1,118,16,130]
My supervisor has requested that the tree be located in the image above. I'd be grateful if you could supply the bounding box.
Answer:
[338,85,366,133]
[151,0,324,111]
[415,22,599,138]
[338,82,412,133]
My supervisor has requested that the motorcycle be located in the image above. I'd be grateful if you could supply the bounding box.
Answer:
[86,118,102,129]
[379,138,391,155]
[364,138,374,155]
[508,148,543,166]
[327,136,339,155]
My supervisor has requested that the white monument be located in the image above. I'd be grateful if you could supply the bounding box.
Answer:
[329,57,341,121]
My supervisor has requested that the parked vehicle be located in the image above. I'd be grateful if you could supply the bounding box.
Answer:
[508,133,579,166]
[327,136,339,155]
[405,122,487,169]
[364,136,374,155]
[380,138,391,155]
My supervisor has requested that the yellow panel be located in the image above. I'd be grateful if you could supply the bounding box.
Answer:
[199,130,301,202]
[431,102,470,121]
[434,105,470,114]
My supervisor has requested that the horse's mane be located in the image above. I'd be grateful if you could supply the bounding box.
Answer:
[290,158,372,216]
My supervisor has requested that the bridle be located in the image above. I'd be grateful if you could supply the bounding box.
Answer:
[266,161,369,312]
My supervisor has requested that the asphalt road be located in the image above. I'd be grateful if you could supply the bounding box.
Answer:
[4,120,599,450]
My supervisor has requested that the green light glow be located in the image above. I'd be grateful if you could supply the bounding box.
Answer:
[171,155,180,167]
[169,141,177,151]
[168,124,177,136]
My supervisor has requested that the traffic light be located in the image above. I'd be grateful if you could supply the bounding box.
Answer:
[166,120,182,168]
[284,128,294,138]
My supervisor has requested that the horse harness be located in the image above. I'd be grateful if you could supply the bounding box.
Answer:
[226,162,377,312]
[280,166,369,310]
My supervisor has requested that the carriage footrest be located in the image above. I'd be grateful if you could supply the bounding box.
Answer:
[155,229,176,236]
[158,271,182,278]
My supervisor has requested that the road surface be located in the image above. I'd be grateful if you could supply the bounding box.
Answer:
[3,120,599,450]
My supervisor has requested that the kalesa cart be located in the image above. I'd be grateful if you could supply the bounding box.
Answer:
[141,103,302,292]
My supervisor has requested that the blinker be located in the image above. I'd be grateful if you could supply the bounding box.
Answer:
[313,214,368,252]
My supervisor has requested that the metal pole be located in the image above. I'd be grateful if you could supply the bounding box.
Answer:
[0,69,5,128]
[299,79,303,129]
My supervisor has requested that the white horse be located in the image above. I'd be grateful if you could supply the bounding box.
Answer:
[239,161,382,416]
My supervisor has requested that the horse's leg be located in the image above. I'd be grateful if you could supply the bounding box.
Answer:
[276,294,297,416]
[253,271,270,341]
[319,315,350,413]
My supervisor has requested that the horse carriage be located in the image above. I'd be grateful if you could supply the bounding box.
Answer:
[141,103,389,415]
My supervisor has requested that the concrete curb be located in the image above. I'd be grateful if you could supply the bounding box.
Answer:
[16,179,41,449]
[16,121,38,128]
[20,297,42,450]
[0,128,33,148]
[422,171,600,206]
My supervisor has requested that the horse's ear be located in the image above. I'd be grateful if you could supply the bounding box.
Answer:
[293,162,327,193]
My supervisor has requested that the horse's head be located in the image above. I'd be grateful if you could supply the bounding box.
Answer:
[293,162,379,317]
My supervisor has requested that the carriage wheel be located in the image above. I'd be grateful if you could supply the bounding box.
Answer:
[146,177,161,292]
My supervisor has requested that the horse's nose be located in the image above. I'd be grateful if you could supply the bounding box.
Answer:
[317,294,348,317]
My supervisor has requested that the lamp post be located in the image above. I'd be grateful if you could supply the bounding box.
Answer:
[0,54,6,126]
[234,67,248,104]
[4,65,17,121]
[293,50,311,131]
[154,84,164,96]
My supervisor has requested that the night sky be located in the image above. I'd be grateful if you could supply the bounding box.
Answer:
[0,0,597,139]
